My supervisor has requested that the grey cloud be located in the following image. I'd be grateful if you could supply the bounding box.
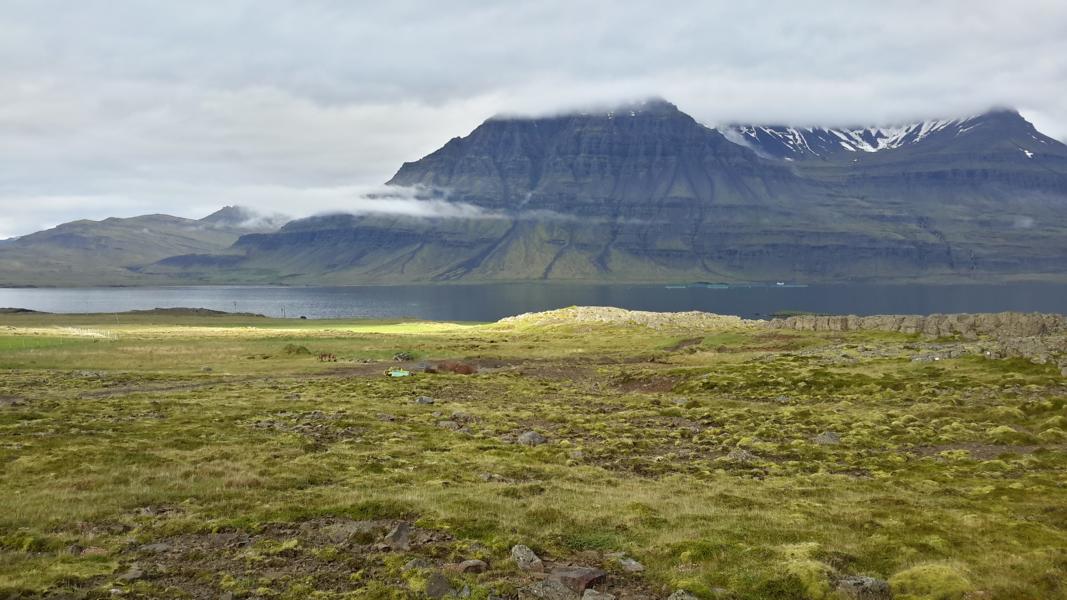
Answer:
[1,0,1066,237]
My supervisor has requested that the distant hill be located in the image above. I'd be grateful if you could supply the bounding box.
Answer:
[0,207,281,286]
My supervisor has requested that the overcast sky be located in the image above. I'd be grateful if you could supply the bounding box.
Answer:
[2,0,1066,238]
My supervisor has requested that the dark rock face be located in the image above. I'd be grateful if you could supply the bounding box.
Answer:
[389,99,793,214]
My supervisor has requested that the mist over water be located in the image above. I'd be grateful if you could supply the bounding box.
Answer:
[2,283,1066,321]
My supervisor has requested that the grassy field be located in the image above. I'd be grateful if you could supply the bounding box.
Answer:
[0,310,1064,599]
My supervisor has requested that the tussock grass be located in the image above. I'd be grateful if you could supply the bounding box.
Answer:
[0,313,1064,598]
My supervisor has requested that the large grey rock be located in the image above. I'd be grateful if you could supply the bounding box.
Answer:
[549,566,607,593]
[522,578,576,600]
[383,522,411,551]
[511,544,544,572]
[607,552,644,572]
[425,572,455,599]
[518,431,547,446]
[835,575,892,599]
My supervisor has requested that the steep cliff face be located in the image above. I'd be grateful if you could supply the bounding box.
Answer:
[388,99,798,217]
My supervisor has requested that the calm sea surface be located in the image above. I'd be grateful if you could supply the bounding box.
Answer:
[2,283,1066,321]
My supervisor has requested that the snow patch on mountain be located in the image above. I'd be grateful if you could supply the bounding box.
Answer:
[722,115,984,159]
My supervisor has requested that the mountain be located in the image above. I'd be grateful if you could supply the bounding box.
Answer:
[7,100,1067,285]
[151,99,826,283]
[722,110,1065,161]
[151,100,1065,284]
[0,207,280,286]
[200,205,290,229]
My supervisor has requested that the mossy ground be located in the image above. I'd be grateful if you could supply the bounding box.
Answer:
[0,312,1064,599]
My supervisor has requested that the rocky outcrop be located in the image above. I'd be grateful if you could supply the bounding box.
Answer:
[498,306,751,330]
[767,312,1067,339]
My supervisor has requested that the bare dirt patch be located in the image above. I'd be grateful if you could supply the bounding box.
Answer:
[909,442,1055,460]
[666,337,705,352]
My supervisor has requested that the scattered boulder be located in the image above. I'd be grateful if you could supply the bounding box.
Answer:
[667,592,699,600]
[813,431,842,446]
[726,448,758,464]
[139,543,172,554]
[518,431,548,446]
[449,559,489,574]
[116,565,145,582]
[550,566,607,593]
[415,396,436,405]
[522,578,576,600]
[835,575,892,599]
[511,544,544,572]
[320,519,388,544]
[616,557,644,573]
[425,572,455,599]
[437,420,461,431]
[393,352,414,362]
[81,546,109,556]
[582,590,616,600]
[383,522,412,551]
[404,557,433,571]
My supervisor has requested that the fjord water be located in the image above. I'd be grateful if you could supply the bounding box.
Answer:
[2,283,1067,321]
